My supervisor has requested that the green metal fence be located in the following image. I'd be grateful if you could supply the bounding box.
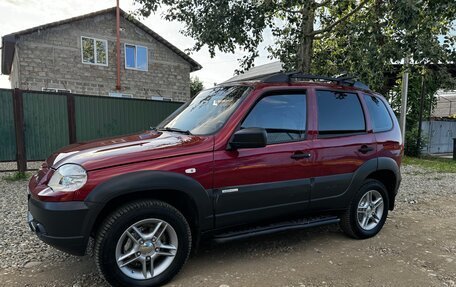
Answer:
[75,95,180,141]
[23,92,70,161]
[0,89,16,161]
[0,89,183,170]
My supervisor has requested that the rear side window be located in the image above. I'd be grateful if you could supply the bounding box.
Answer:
[363,94,393,132]
[317,90,365,136]
[241,94,306,144]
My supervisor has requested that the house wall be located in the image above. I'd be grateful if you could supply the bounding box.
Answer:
[12,12,191,101]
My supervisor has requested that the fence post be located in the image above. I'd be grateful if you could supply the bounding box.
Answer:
[67,94,77,144]
[12,89,27,173]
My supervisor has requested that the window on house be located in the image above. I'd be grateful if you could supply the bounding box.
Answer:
[125,44,148,71]
[81,37,108,66]
[109,92,133,98]
[150,96,172,101]
[42,88,72,93]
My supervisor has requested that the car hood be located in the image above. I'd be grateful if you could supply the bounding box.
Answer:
[45,130,214,171]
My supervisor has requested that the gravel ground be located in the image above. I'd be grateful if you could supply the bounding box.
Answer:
[0,163,455,286]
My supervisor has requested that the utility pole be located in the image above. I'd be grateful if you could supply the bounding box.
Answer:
[116,0,121,91]
[399,56,410,144]
[416,72,425,153]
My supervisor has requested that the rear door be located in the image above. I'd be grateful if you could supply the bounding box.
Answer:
[213,92,314,228]
[310,90,377,209]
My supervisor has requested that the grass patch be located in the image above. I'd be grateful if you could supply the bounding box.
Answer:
[403,156,456,173]
[3,172,31,182]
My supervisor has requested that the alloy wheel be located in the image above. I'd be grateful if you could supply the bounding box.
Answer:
[115,218,178,280]
[357,190,384,231]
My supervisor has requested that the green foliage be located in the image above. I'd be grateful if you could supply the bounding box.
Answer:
[403,156,456,173]
[311,1,456,92]
[388,68,455,157]
[404,128,427,157]
[133,0,455,83]
[134,0,274,70]
[190,76,204,97]
[3,172,30,182]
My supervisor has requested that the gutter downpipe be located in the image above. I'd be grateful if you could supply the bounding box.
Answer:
[116,0,121,91]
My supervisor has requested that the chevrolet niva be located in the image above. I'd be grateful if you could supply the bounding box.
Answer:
[27,72,402,287]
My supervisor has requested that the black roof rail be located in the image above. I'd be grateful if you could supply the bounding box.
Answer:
[260,72,370,91]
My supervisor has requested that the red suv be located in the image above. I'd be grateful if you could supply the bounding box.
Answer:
[27,73,402,287]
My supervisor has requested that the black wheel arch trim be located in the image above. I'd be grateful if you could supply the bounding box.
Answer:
[376,157,401,210]
[345,157,401,210]
[84,170,214,234]
[377,157,401,181]
[310,157,401,211]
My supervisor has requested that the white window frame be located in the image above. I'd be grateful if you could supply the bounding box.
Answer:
[124,43,148,71]
[81,36,108,66]
[42,88,72,93]
[150,96,172,101]
[109,92,133,98]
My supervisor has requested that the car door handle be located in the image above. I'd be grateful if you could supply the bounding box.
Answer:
[291,152,311,160]
[358,145,374,154]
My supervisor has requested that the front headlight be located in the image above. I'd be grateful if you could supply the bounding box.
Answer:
[47,164,87,192]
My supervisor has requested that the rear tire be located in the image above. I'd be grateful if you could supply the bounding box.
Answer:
[340,179,389,239]
[95,200,191,287]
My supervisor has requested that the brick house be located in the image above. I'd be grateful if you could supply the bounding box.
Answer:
[1,7,201,101]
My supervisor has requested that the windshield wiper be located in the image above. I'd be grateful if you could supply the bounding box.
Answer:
[157,127,192,135]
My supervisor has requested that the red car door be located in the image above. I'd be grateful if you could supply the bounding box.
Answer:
[213,92,315,228]
[310,89,377,210]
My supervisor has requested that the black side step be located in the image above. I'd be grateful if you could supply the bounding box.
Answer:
[213,216,340,243]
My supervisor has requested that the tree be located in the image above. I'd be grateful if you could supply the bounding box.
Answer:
[310,0,456,91]
[134,1,455,77]
[134,0,455,155]
[389,67,455,156]
[133,0,373,73]
[190,76,204,97]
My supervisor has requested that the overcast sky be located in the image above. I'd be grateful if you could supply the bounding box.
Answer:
[0,0,275,89]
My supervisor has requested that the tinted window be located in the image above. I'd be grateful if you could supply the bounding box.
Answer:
[241,94,306,144]
[363,94,393,132]
[317,91,365,135]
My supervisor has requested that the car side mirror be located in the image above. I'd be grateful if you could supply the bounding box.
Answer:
[229,127,267,149]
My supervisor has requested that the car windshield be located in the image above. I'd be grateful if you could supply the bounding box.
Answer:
[156,85,251,135]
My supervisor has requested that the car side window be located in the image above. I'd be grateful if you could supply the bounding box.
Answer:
[363,94,393,132]
[241,94,306,144]
[317,90,365,136]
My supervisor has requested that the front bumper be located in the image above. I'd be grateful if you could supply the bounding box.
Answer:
[27,195,99,256]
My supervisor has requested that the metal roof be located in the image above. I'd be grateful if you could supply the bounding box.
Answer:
[224,61,283,83]
[1,7,202,75]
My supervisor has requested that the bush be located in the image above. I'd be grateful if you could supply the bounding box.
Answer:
[404,128,427,157]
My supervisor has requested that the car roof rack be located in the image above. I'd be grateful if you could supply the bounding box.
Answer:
[259,72,370,91]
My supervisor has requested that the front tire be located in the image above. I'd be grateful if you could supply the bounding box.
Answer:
[95,200,191,287]
[340,179,389,239]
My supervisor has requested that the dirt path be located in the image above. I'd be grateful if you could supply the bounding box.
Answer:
[1,166,455,286]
